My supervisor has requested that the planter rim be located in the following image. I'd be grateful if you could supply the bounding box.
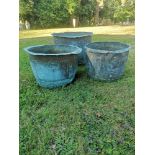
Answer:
[51,32,93,38]
[86,42,130,54]
[24,44,82,56]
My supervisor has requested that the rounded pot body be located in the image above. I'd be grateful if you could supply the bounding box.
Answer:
[24,45,81,88]
[52,32,93,64]
[85,42,130,81]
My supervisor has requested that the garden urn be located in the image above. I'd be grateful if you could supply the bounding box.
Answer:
[52,32,93,64]
[85,42,130,81]
[24,45,81,88]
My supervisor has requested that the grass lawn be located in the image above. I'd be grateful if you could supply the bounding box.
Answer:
[20,26,135,155]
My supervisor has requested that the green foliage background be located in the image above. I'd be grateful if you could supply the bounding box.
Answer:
[19,0,135,28]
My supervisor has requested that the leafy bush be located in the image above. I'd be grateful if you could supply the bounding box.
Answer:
[19,0,135,28]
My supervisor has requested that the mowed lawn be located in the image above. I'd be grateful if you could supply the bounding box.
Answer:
[19,26,135,155]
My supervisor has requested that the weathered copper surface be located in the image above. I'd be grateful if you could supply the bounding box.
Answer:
[85,42,130,81]
[52,32,93,64]
[24,45,81,88]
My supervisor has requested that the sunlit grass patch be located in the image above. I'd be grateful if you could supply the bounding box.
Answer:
[19,25,135,39]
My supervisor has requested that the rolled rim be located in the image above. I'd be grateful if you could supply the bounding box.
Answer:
[86,42,130,54]
[24,44,82,56]
[51,32,93,38]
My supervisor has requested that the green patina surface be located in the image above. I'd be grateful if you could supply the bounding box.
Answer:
[24,45,81,88]
[86,42,130,81]
[52,32,93,64]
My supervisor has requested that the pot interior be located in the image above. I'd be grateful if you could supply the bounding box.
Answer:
[86,42,129,52]
[27,45,79,55]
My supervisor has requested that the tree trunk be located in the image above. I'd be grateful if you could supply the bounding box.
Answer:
[95,1,100,25]
[76,0,81,27]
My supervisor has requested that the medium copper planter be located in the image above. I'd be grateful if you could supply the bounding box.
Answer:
[24,45,81,88]
[85,42,130,81]
[52,32,93,64]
